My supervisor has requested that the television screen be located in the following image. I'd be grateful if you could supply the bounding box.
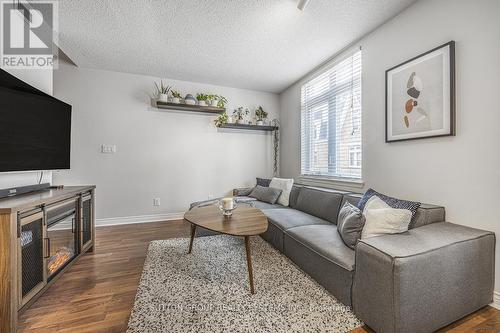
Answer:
[0,87,71,172]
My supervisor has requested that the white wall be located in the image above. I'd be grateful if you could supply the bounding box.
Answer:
[279,0,500,293]
[0,67,54,188]
[52,61,279,221]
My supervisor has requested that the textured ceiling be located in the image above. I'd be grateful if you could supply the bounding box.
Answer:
[57,0,418,93]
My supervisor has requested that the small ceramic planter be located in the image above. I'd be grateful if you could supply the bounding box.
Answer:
[184,94,196,105]
[158,94,169,102]
[198,100,207,107]
[171,97,180,104]
[256,120,264,126]
[236,119,245,125]
[210,100,218,107]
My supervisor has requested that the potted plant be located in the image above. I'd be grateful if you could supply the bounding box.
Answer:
[171,90,182,104]
[196,93,209,106]
[255,106,268,125]
[217,95,228,109]
[206,94,219,107]
[154,80,171,103]
[233,107,249,125]
[184,94,196,105]
[214,112,228,127]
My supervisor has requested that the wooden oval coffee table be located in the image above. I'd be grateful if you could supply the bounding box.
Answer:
[184,205,268,294]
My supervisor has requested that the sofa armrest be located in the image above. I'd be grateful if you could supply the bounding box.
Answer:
[233,187,253,196]
[352,222,495,333]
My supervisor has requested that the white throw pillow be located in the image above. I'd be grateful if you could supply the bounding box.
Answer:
[361,196,412,239]
[269,177,294,206]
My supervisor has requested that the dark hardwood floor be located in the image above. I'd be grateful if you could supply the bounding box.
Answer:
[19,220,500,333]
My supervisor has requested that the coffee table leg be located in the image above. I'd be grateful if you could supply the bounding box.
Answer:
[188,224,196,254]
[244,236,255,294]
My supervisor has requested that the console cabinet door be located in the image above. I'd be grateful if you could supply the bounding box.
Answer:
[18,211,46,308]
[80,194,93,252]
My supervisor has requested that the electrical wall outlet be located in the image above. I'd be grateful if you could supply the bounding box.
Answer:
[101,144,116,154]
[153,198,161,206]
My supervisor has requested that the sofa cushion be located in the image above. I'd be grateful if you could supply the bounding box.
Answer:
[249,185,282,204]
[295,187,344,224]
[256,177,271,187]
[412,203,446,229]
[361,196,412,239]
[337,201,366,248]
[269,177,294,206]
[288,185,301,209]
[233,187,254,196]
[263,208,330,231]
[286,224,355,271]
[344,193,445,229]
[358,188,421,224]
[249,200,286,210]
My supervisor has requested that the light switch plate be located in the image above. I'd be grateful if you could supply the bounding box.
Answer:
[101,144,116,154]
[153,198,161,206]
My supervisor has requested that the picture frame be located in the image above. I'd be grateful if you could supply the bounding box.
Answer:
[385,41,455,142]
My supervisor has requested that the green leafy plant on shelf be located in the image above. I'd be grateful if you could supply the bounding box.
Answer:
[196,93,209,101]
[233,107,249,124]
[255,106,268,121]
[214,112,228,127]
[216,95,228,108]
[154,80,171,102]
[171,90,182,98]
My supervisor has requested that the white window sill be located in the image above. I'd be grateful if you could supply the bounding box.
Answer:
[298,175,365,191]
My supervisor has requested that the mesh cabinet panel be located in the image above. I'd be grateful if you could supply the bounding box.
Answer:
[82,199,91,246]
[21,218,44,297]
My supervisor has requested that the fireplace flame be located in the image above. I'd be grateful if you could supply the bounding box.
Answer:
[48,247,74,275]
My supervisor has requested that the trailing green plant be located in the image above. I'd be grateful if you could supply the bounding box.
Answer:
[271,119,280,176]
[214,112,228,127]
[233,107,249,120]
[196,93,209,101]
[216,95,228,108]
[255,106,268,121]
[171,90,182,98]
[154,80,171,95]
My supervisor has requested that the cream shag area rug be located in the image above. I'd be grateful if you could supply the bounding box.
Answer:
[127,235,362,332]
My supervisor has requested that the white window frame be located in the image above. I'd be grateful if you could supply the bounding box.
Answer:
[300,49,363,187]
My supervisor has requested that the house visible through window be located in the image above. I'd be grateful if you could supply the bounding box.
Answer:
[301,50,362,180]
[348,145,362,168]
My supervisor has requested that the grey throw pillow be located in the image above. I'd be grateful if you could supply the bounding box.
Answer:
[249,185,282,204]
[256,177,272,187]
[337,201,366,249]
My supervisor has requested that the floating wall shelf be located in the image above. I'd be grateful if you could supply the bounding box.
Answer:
[156,101,225,115]
[218,123,278,131]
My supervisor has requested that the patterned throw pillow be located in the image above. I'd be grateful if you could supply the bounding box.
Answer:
[357,188,421,225]
[256,177,272,187]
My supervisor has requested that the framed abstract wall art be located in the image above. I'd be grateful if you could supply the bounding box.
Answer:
[385,41,455,142]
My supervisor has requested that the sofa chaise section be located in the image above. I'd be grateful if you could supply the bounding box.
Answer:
[353,222,495,333]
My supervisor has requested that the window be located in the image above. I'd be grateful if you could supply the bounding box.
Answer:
[348,145,362,168]
[301,50,362,180]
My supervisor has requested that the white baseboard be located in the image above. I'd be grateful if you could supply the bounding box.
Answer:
[96,212,185,227]
[492,291,500,310]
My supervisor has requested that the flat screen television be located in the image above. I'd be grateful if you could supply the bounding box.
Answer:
[0,84,72,172]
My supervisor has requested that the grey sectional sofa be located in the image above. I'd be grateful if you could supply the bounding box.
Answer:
[190,184,495,333]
